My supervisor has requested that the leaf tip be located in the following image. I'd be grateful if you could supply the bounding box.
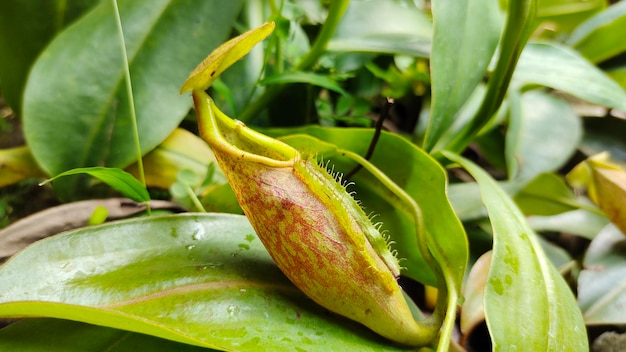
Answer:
[180,21,276,94]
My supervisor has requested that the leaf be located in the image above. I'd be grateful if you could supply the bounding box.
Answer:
[513,42,626,111]
[423,0,501,151]
[0,146,46,187]
[514,173,584,216]
[0,318,216,352]
[327,0,432,57]
[180,22,275,93]
[22,0,243,197]
[126,128,220,190]
[42,167,150,203]
[0,213,410,351]
[460,251,491,339]
[533,0,605,37]
[447,182,488,221]
[527,209,609,240]
[578,224,626,324]
[0,0,96,114]
[260,71,348,96]
[590,166,626,235]
[505,90,582,181]
[443,152,588,351]
[566,1,626,63]
[567,153,626,236]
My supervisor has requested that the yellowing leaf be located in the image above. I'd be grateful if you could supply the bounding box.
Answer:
[126,128,218,189]
[0,146,46,187]
[567,152,626,235]
[180,22,275,93]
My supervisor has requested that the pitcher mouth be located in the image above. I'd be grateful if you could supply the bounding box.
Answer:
[193,90,298,168]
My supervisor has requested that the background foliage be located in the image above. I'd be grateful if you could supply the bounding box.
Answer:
[2,0,626,350]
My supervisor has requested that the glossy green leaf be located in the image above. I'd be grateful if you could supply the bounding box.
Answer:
[534,0,605,38]
[0,0,95,114]
[22,0,243,197]
[42,167,150,203]
[0,318,215,352]
[268,126,468,291]
[567,1,626,63]
[527,209,608,240]
[514,173,583,216]
[514,42,626,111]
[579,224,626,324]
[327,0,432,57]
[505,90,582,181]
[0,214,410,351]
[443,152,588,351]
[447,182,488,221]
[424,0,501,151]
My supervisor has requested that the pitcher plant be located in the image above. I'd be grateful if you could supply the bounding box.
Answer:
[181,22,459,349]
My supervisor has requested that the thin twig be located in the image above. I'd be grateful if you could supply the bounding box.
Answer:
[345,97,394,179]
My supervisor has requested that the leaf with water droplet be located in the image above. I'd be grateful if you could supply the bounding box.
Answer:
[0,213,412,351]
[443,152,588,351]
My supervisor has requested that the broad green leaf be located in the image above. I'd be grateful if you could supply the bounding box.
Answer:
[268,126,468,292]
[424,0,501,151]
[42,167,149,203]
[527,209,609,240]
[180,22,275,93]
[513,42,626,111]
[0,214,410,351]
[327,0,432,57]
[22,0,243,197]
[0,0,95,114]
[514,173,583,216]
[447,182,488,221]
[260,71,348,96]
[578,224,626,324]
[533,0,605,38]
[505,90,582,181]
[567,1,626,63]
[0,318,215,352]
[443,152,588,351]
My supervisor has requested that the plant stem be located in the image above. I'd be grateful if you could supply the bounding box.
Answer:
[111,0,150,214]
[184,184,206,213]
[237,0,351,123]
